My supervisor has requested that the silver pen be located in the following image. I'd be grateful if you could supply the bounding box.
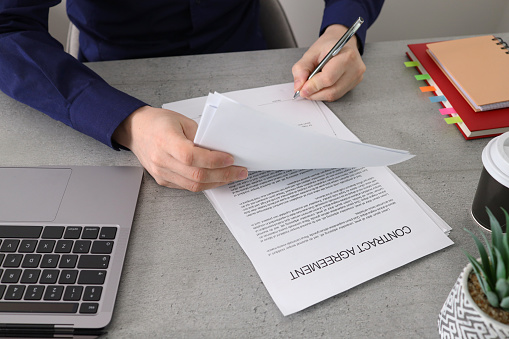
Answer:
[293,17,364,99]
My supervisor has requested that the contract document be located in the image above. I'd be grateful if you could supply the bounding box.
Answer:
[163,83,453,315]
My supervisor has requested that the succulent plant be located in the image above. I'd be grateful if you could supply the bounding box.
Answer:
[465,207,509,311]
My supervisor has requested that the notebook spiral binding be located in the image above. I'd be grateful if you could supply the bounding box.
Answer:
[492,37,509,54]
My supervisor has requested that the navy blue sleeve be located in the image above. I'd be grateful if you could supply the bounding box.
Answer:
[0,0,147,149]
[321,0,385,54]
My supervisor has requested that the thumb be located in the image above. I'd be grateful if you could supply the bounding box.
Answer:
[292,62,311,92]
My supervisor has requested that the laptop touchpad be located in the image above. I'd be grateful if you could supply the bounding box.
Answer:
[0,168,72,222]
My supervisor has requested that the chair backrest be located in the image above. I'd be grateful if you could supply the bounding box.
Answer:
[65,21,79,58]
[259,0,297,49]
[65,0,297,57]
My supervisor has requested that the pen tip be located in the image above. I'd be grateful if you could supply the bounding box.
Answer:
[293,91,300,100]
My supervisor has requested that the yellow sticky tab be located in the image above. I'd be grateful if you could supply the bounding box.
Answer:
[444,116,463,124]
[405,61,420,67]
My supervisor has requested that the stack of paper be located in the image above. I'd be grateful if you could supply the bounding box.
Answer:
[194,92,414,170]
[163,83,453,315]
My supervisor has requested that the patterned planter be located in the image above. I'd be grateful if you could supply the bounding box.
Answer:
[438,263,509,338]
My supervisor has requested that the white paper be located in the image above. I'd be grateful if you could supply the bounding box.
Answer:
[192,93,413,170]
[163,83,453,315]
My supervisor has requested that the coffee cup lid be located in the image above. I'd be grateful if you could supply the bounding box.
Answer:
[482,132,509,188]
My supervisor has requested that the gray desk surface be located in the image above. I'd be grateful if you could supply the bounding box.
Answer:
[1,34,506,338]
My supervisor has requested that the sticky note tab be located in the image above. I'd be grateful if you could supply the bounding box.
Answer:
[439,107,457,115]
[405,61,420,67]
[444,116,463,124]
[420,86,436,92]
[429,95,446,103]
[415,74,431,81]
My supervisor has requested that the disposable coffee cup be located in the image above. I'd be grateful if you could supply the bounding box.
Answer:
[471,132,509,231]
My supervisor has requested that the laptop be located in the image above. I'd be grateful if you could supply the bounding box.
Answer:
[0,166,143,338]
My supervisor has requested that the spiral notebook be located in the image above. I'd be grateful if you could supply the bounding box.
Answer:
[426,35,509,112]
[406,40,509,139]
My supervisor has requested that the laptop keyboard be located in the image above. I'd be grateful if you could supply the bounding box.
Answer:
[0,225,116,314]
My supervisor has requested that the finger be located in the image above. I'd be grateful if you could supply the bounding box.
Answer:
[170,139,239,170]
[292,60,312,92]
[168,114,243,170]
[292,46,325,92]
[298,57,345,99]
[153,170,240,192]
[165,155,248,186]
[149,158,248,192]
[301,49,365,101]
[306,70,363,102]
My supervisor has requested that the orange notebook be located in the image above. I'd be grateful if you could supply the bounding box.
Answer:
[426,35,509,112]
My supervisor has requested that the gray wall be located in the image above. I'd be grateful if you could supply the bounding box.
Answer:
[49,1,509,49]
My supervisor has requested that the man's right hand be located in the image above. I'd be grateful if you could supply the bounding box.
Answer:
[113,105,248,192]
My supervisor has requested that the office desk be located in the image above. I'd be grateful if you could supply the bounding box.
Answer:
[1,34,506,338]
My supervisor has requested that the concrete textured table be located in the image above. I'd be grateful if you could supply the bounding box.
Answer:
[1,34,505,338]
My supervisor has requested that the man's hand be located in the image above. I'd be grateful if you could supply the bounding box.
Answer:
[113,106,248,191]
[292,24,366,102]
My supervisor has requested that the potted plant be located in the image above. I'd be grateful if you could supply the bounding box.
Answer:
[438,207,509,338]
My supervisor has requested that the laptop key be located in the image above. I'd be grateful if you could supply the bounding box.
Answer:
[24,285,45,300]
[55,240,73,253]
[41,254,59,268]
[3,254,23,267]
[99,227,117,239]
[78,255,110,269]
[73,240,91,253]
[18,240,38,253]
[78,270,106,284]
[36,240,56,253]
[81,227,100,239]
[59,270,79,284]
[39,269,59,284]
[64,226,82,239]
[0,285,5,298]
[0,226,42,238]
[44,285,64,300]
[83,286,102,301]
[1,269,21,283]
[79,303,99,314]
[0,302,78,313]
[21,254,41,268]
[0,239,20,252]
[4,285,25,300]
[59,255,78,268]
[91,241,114,254]
[63,286,83,301]
[20,269,41,283]
[41,226,65,239]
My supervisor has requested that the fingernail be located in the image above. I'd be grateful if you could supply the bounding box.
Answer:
[224,156,234,167]
[238,169,248,180]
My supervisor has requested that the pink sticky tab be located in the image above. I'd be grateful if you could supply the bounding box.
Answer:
[420,86,436,92]
[439,107,457,115]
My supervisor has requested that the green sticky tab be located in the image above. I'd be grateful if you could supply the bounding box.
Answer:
[415,74,431,80]
[404,61,420,67]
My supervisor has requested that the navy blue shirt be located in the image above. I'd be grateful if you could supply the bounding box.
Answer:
[0,0,384,148]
